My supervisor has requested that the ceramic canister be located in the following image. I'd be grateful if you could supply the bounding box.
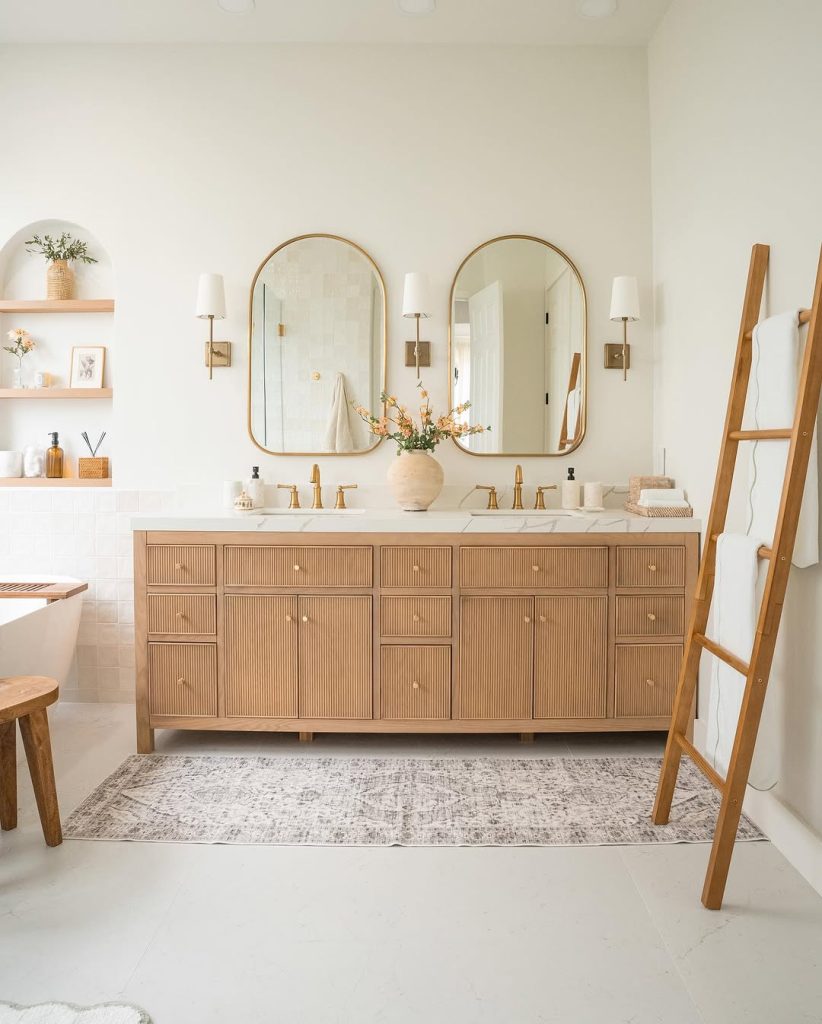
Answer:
[0,451,23,478]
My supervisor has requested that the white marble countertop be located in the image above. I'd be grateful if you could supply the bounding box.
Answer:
[132,508,702,534]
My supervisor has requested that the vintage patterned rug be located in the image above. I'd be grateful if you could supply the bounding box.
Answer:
[64,755,763,847]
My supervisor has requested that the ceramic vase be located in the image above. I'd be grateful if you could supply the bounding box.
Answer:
[387,449,444,511]
[47,259,74,300]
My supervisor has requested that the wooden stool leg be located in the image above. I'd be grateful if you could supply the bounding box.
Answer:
[519,732,535,743]
[0,720,17,831]
[298,732,314,743]
[19,708,62,847]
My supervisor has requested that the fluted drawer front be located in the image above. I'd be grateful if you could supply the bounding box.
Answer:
[147,545,215,586]
[224,546,372,587]
[616,596,684,637]
[147,594,216,635]
[381,596,451,637]
[615,644,683,717]
[148,643,217,716]
[616,546,685,588]
[381,546,451,588]
[460,546,607,589]
[380,646,451,720]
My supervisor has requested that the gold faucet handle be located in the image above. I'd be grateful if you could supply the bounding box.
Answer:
[335,484,358,509]
[277,483,301,509]
[475,485,499,510]
[534,484,558,510]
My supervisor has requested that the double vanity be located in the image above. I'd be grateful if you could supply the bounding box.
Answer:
[132,511,699,752]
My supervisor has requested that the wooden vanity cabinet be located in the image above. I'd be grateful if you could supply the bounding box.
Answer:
[134,530,698,751]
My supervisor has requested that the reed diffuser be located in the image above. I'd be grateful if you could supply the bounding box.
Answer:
[78,431,108,479]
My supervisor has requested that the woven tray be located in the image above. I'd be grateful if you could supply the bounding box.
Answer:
[627,475,675,504]
[624,500,693,518]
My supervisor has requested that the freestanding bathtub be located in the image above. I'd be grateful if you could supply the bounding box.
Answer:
[0,575,85,685]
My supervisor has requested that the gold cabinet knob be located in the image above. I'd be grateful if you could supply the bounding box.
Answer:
[412,681,420,690]
[645,678,655,687]
[412,614,420,622]
[301,615,309,623]
[175,611,184,618]
[524,615,531,623]
[176,677,186,686]
[531,565,540,572]
[647,612,657,621]
[174,562,183,570]
[412,564,420,572]
[285,614,292,622]
[293,564,301,571]
[539,615,547,623]
[648,564,657,572]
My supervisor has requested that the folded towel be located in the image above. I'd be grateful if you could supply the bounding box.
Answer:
[638,487,686,504]
[323,373,355,453]
[746,310,819,568]
[638,498,691,509]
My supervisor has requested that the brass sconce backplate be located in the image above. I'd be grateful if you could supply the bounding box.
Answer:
[604,342,630,370]
[204,341,232,368]
[405,340,431,368]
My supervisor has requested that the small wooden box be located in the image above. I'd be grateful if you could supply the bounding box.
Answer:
[79,457,109,479]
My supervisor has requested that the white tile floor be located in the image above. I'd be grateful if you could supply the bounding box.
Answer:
[2,704,822,1024]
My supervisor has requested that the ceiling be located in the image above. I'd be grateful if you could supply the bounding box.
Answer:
[0,0,673,45]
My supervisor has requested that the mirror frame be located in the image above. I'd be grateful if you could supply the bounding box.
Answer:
[247,232,388,457]
[447,233,588,458]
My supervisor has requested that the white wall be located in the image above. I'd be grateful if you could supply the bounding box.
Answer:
[649,0,822,882]
[0,43,654,493]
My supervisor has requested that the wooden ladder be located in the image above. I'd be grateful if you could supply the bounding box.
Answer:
[652,242,822,910]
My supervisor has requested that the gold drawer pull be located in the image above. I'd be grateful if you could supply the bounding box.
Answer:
[301,615,309,623]
[412,614,420,622]
[285,614,293,622]
[412,681,420,690]
[647,612,657,621]
[293,564,301,571]
[524,615,531,623]
[648,564,657,572]
[539,615,547,623]
[532,564,540,572]
[412,564,420,572]
[174,562,184,570]
[645,678,656,688]
[175,611,185,619]
[177,677,186,686]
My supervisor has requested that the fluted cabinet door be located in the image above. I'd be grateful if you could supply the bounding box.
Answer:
[458,597,533,719]
[298,596,372,719]
[223,595,298,717]
[534,596,607,719]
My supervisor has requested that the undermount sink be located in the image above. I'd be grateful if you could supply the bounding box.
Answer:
[254,507,366,516]
[469,508,582,517]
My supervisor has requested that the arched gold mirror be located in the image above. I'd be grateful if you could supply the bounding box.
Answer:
[248,234,387,455]
[448,234,587,456]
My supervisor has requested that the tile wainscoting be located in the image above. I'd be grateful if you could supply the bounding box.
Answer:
[0,488,174,702]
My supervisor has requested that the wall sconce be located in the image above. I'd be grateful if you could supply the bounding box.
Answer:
[196,272,230,379]
[402,272,431,377]
[606,275,640,381]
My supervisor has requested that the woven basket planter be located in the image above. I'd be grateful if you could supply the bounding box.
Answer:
[79,457,109,480]
[47,259,74,300]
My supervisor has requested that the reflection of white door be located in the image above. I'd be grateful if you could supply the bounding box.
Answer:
[545,271,571,450]
[468,281,503,452]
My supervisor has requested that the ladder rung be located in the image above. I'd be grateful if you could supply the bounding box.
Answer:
[728,429,793,441]
[694,633,750,676]
[709,534,773,558]
[743,307,811,339]
[674,734,726,792]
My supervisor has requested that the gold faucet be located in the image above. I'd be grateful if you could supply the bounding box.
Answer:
[310,463,323,509]
[475,485,499,510]
[534,484,558,510]
[335,484,357,509]
[512,464,524,509]
[277,483,301,509]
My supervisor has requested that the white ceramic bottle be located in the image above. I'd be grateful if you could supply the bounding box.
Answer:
[247,466,265,509]
[561,467,581,510]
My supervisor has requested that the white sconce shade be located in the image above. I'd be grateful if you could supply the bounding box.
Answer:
[402,272,431,318]
[196,273,227,319]
[609,275,640,322]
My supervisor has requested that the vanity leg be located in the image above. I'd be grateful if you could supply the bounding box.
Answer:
[299,732,314,743]
[519,732,535,744]
[137,721,155,754]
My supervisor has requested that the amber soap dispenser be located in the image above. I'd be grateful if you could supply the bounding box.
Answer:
[46,432,64,479]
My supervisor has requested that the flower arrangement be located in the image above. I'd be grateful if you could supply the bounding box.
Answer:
[25,232,98,265]
[4,328,36,366]
[352,382,490,453]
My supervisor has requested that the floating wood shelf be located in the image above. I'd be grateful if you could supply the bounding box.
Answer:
[0,478,112,488]
[0,299,115,314]
[0,388,112,400]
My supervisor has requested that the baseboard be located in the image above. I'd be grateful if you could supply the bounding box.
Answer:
[742,787,822,898]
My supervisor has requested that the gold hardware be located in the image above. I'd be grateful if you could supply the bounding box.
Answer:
[604,341,630,373]
[310,463,323,509]
[174,562,183,570]
[175,611,185,619]
[412,614,420,622]
[512,464,524,509]
[412,564,420,572]
[475,484,499,510]
[524,615,531,623]
[335,483,358,509]
[648,564,657,572]
[203,340,232,370]
[176,677,186,686]
[404,339,431,369]
[412,681,420,690]
[645,678,655,687]
[301,615,309,623]
[285,614,292,622]
[278,323,285,337]
[277,483,301,509]
[531,564,540,572]
[311,371,320,381]
[534,484,558,510]
[292,564,301,571]
[539,615,546,622]
[647,612,657,621]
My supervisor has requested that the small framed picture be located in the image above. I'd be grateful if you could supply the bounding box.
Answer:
[69,346,106,389]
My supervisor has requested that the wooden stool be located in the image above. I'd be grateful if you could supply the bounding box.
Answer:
[0,676,62,846]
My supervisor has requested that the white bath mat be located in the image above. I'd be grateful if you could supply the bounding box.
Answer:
[0,1004,150,1024]
[64,754,763,847]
